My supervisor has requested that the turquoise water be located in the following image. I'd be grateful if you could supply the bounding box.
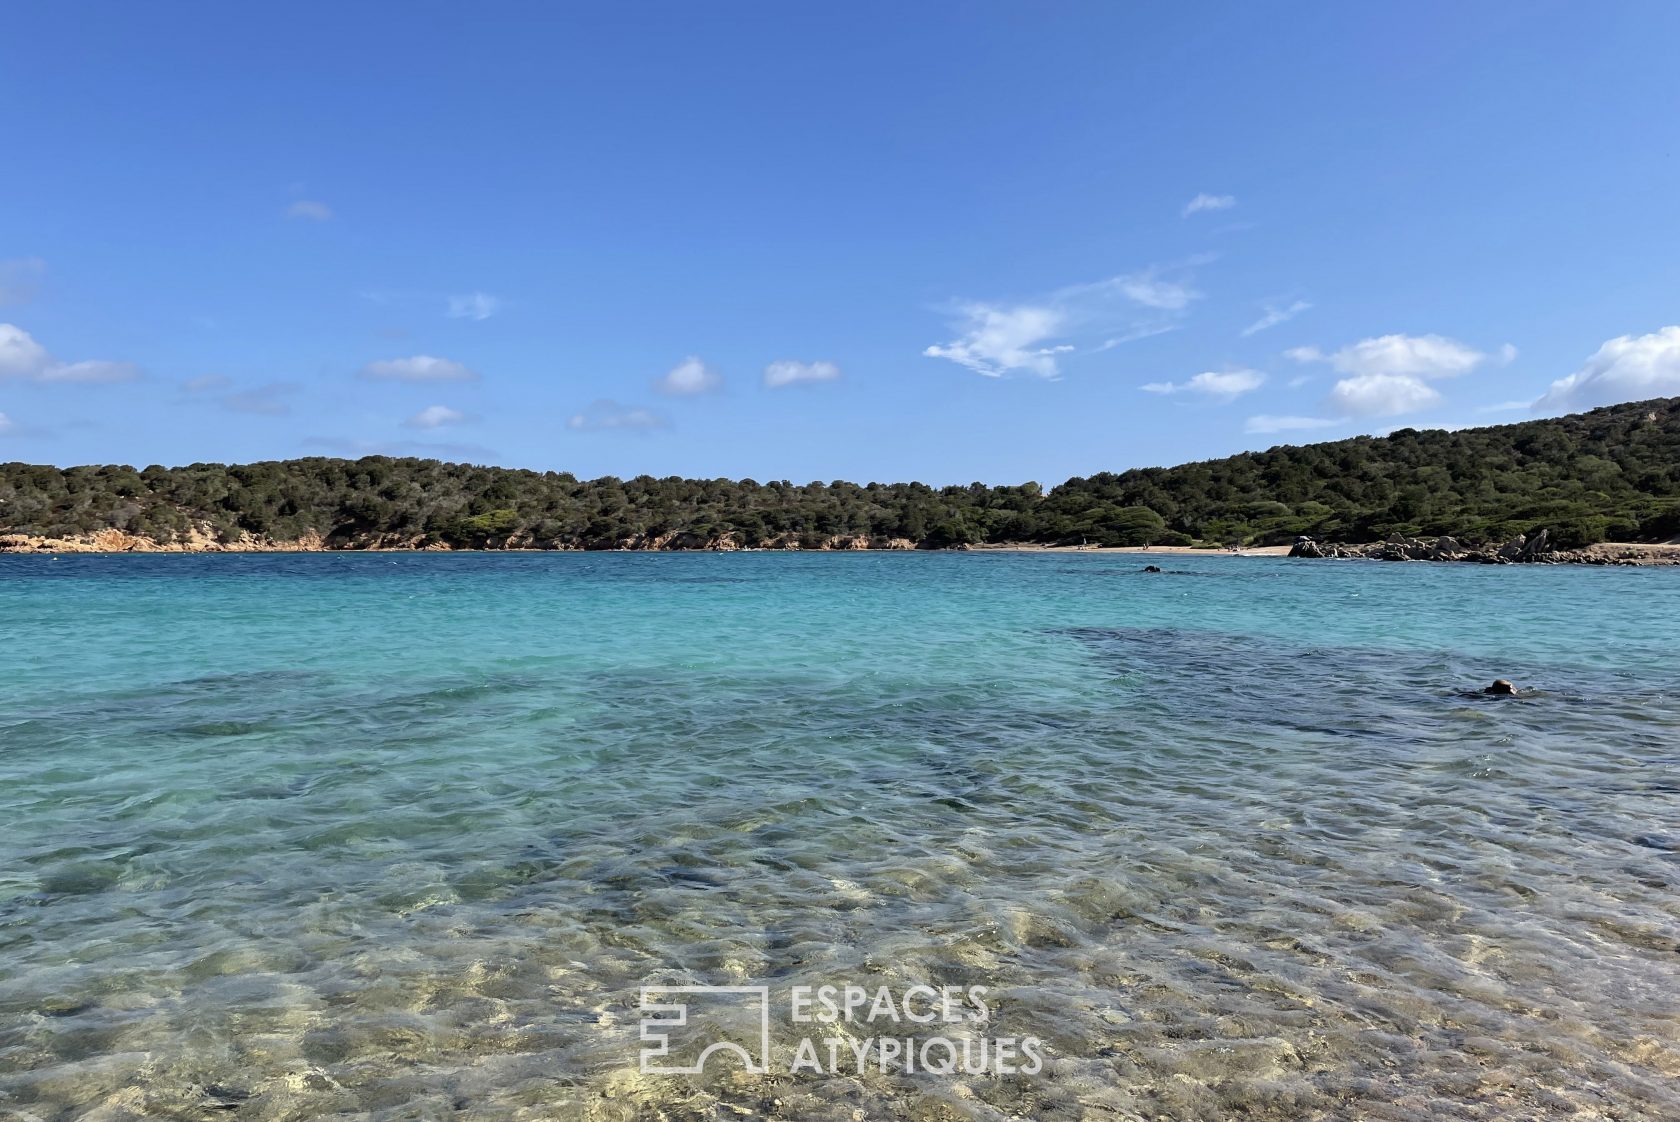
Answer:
[2,552,1677,1121]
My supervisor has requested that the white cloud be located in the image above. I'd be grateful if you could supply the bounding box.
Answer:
[1183,193,1236,217]
[447,292,500,321]
[0,258,45,305]
[359,355,479,382]
[0,324,52,378]
[925,265,1205,379]
[404,404,467,429]
[0,323,139,384]
[1244,414,1338,435]
[1326,373,1442,417]
[1288,332,1509,419]
[566,399,667,431]
[925,305,1069,378]
[1535,326,1680,412]
[0,412,14,434]
[764,359,842,389]
[1241,300,1311,337]
[656,355,723,395]
[182,374,233,393]
[1294,333,1494,380]
[1141,369,1265,401]
[286,200,333,221]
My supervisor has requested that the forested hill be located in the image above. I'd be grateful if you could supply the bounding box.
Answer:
[3,397,1678,551]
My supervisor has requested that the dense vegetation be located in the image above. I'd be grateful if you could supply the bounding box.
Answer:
[2,398,1677,550]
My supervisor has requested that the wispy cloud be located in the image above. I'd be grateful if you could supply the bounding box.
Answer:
[924,264,1207,379]
[925,305,1070,378]
[302,435,495,460]
[359,355,479,383]
[764,360,841,389]
[656,355,724,395]
[446,292,500,321]
[1091,324,1181,352]
[1141,369,1265,401]
[1241,299,1312,337]
[286,199,333,221]
[38,360,139,384]
[0,258,45,305]
[0,323,139,384]
[182,374,234,393]
[0,411,15,434]
[404,404,467,429]
[364,289,503,322]
[1116,271,1200,311]
[1182,193,1235,217]
[215,382,299,416]
[566,399,667,431]
[1244,414,1338,435]
[1535,326,1680,412]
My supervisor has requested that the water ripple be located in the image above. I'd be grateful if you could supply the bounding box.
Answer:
[1,553,1677,1120]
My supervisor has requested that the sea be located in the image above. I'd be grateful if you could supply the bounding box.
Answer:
[1,551,1677,1121]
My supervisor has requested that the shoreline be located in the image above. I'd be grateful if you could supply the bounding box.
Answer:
[4,535,1678,564]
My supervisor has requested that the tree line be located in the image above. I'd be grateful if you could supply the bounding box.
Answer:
[2,397,1676,549]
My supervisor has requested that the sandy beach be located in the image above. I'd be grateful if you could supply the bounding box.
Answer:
[969,542,1294,556]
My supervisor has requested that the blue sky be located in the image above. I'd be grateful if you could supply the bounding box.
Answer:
[3,1,1679,484]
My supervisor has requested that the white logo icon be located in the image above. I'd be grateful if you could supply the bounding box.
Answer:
[639,985,772,1074]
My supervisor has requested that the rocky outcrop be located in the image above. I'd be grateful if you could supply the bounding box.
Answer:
[0,528,331,553]
[1289,530,1680,566]
[0,527,939,554]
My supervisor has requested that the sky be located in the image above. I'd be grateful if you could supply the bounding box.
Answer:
[3,1,1679,485]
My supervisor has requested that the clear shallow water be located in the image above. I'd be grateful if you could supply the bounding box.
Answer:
[1,552,1677,1121]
